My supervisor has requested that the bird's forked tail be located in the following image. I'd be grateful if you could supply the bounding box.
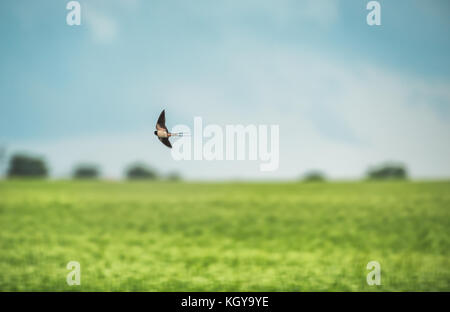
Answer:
[170,132,190,137]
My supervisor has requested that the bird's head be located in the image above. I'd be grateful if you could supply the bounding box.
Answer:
[154,131,157,136]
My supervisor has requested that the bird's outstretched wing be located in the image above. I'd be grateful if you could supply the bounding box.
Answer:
[156,110,167,131]
[159,137,172,148]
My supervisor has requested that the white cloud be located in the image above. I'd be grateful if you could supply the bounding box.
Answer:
[5,44,450,180]
[146,46,450,179]
[85,6,118,44]
[82,0,141,44]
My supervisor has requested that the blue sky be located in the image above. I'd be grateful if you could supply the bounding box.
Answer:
[0,0,449,179]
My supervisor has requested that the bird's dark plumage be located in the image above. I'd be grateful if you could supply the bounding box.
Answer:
[155,110,172,148]
[156,110,167,131]
[159,137,172,148]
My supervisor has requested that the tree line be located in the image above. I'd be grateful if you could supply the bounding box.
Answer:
[2,152,408,181]
[4,153,181,181]
[302,162,408,182]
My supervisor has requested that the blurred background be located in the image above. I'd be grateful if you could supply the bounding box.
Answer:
[0,0,449,181]
[1,0,449,292]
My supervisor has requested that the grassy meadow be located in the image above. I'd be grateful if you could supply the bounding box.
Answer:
[0,180,449,291]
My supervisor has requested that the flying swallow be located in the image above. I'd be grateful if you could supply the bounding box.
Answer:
[154,110,186,148]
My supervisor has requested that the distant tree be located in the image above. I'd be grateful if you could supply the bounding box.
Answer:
[73,164,100,179]
[302,170,326,182]
[366,162,408,180]
[126,163,159,180]
[0,145,6,177]
[7,153,48,178]
[167,171,182,182]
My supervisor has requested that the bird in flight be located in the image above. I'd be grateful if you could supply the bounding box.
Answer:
[154,110,185,148]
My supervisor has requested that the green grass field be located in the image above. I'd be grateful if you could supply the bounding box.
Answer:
[0,180,449,291]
